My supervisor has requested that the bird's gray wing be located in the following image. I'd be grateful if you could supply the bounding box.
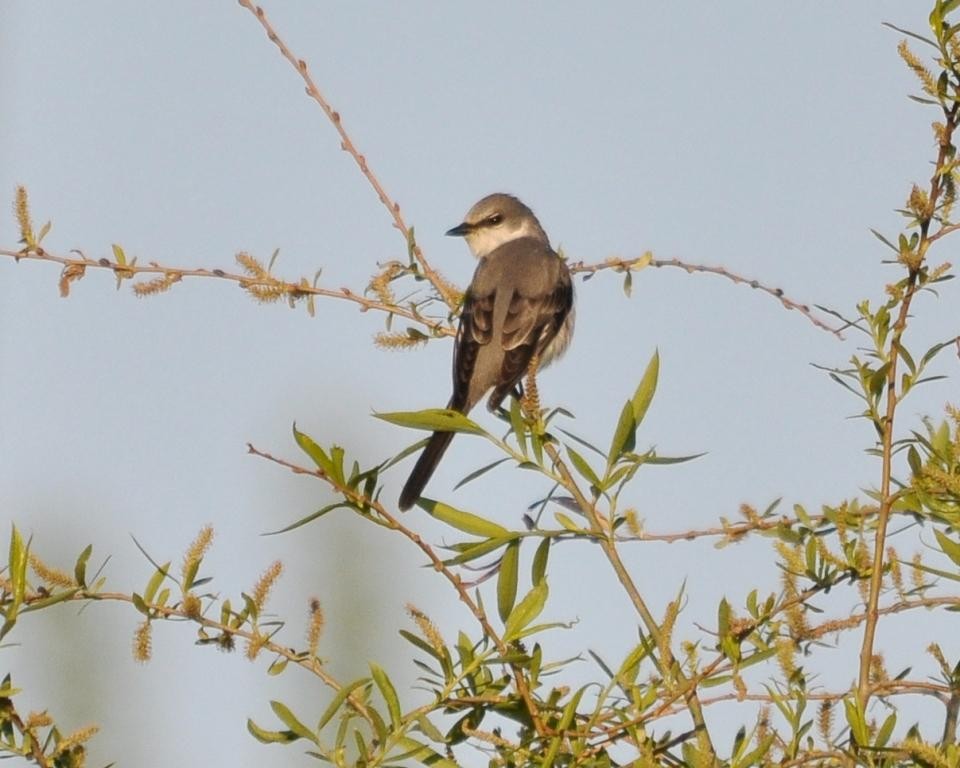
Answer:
[488,262,573,409]
[449,285,495,411]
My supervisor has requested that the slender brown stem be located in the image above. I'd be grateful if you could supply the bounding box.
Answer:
[236,0,458,309]
[541,439,717,762]
[856,101,960,710]
[246,443,550,737]
[6,707,50,767]
[568,255,844,338]
[0,247,454,338]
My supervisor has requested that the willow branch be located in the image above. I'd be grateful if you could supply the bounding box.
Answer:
[236,0,458,309]
[569,255,844,338]
[0,247,454,338]
[245,443,550,738]
[540,438,717,761]
[856,99,960,711]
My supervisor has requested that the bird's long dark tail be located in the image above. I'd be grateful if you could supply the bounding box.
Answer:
[398,430,455,511]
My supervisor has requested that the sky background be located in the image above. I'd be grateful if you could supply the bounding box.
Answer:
[1,2,958,766]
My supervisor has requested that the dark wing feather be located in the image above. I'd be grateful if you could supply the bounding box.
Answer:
[449,289,495,411]
[488,268,573,410]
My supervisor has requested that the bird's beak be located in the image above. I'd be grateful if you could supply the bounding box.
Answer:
[446,222,473,237]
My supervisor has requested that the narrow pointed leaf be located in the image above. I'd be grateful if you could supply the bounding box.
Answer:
[265,503,347,535]
[247,719,299,744]
[270,700,318,743]
[504,581,548,641]
[606,400,636,467]
[371,663,402,728]
[631,350,660,426]
[567,447,601,488]
[419,499,509,538]
[531,538,550,585]
[497,540,520,622]
[292,424,334,475]
[454,458,510,490]
[317,679,369,732]
[376,409,486,435]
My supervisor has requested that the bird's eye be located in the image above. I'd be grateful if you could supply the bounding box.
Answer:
[487,213,503,225]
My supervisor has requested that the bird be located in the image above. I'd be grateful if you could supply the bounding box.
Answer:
[398,193,574,511]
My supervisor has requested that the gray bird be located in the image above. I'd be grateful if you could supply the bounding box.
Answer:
[398,193,574,510]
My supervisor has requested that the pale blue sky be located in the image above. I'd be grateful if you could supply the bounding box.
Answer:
[1,2,956,765]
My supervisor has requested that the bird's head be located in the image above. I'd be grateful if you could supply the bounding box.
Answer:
[447,193,548,258]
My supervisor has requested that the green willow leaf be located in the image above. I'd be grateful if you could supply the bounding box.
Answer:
[292,423,333,475]
[317,678,369,731]
[606,400,636,467]
[454,458,510,490]
[74,544,93,589]
[934,529,960,567]
[504,581,548,641]
[371,663,402,728]
[143,562,170,603]
[375,408,486,435]
[419,499,510,538]
[247,719,299,744]
[631,350,660,426]
[265,503,348,535]
[567,447,601,488]
[531,538,550,586]
[270,700,318,743]
[497,540,520,623]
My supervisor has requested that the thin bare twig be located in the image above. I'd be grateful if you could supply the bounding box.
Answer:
[0,247,454,338]
[569,255,844,338]
[236,0,459,309]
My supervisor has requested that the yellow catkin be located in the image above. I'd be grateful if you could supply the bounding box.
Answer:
[28,553,75,588]
[307,597,325,657]
[58,263,86,298]
[908,183,931,220]
[367,262,404,305]
[681,640,699,676]
[733,672,747,701]
[776,637,797,679]
[870,653,888,684]
[911,552,925,592]
[624,509,643,537]
[245,281,287,303]
[928,643,949,675]
[54,724,100,756]
[898,40,938,97]
[132,272,181,297]
[251,560,283,613]
[902,738,951,768]
[406,603,445,655]
[756,705,770,746]
[808,614,859,640]
[181,525,214,582]
[929,261,954,283]
[247,632,267,661]
[887,546,905,599]
[373,331,428,350]
[14,185,34,245]
[432,271,462,309]
[236,251,267,277]
[25,711,53,729]
[133,619,152,663]
[181,593,202,619]
[817,700,834,744]
[658,600,678,663]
